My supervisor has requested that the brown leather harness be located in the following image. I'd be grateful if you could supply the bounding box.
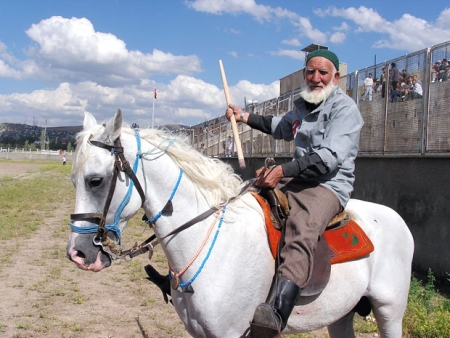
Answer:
[70,132,237,261]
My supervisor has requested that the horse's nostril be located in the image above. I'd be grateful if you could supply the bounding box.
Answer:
[76,251,86,259]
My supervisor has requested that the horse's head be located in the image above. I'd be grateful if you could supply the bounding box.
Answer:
[67,109,144,271]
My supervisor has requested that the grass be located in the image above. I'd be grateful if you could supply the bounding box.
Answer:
[403,269,450,337]
[0,161,73,241]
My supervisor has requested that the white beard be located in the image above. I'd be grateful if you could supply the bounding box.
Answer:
[299,83,336,105]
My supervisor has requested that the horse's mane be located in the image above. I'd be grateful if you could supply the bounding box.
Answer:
[72,124,244,208]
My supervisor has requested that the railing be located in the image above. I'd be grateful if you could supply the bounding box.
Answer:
[0,148,72,155]
[186,40,450,157]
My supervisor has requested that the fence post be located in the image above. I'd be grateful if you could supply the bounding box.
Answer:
[421,48,432,155]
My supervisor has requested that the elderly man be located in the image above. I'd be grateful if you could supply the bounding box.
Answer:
[226,49,364,337]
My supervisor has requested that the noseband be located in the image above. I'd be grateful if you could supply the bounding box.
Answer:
[70,130,145,258]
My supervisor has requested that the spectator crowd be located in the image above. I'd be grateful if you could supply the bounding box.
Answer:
[363,58,450,104]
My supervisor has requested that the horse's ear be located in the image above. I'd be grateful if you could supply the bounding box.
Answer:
[83,112,97,130]
[103,109,123,143]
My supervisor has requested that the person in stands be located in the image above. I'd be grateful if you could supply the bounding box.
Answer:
[361,73,374,101]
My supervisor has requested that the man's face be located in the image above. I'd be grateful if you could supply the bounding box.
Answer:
[301,56,340,104]
[304,57,339,89]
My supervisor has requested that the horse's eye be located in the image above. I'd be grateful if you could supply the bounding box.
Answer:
[89,177,103,188]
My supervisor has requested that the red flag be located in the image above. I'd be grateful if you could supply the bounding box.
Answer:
[154,88,157,99]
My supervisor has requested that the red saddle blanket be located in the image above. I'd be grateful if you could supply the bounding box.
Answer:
[324,219,374,264]
[252,193,374,264]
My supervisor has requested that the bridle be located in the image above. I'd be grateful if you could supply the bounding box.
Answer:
[69,129,227,262]
[70,130,146,259]
[69,128,258,291]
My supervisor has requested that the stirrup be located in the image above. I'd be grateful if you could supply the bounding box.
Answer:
[249,321,281,338]
[250,303,282,338]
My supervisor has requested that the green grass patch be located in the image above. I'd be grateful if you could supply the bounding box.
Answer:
[403,269,450,337]
[0,162,73,240]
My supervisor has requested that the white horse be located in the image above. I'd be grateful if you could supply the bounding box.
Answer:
[67,110,414,338]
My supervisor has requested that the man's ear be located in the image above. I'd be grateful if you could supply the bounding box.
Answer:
[333,71,340,85]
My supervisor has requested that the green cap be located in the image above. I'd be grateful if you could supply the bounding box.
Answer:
[305,49,339,71]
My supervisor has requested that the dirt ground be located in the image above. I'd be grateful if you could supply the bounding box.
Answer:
[0,162,45,178]
[0,162,372,338]
[0,162,191,338]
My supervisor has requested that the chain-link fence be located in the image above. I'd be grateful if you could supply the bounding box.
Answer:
[187,40,450,157]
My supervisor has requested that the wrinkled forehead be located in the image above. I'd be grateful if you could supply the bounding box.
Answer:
[306,56,335,71]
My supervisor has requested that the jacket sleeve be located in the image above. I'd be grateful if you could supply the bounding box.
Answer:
[281,152,329,178]
[246,113,273,134]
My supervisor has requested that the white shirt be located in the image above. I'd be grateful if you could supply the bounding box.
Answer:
[364,77,373,87]
[413,83,423,96]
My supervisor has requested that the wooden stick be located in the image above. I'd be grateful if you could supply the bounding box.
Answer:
[218,60,246,169]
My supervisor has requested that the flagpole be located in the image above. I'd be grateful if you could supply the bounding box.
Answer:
[152,87,155,128]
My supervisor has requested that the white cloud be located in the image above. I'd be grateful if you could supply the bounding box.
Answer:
[231,79,279,107]
[332,22,350,32]
[19,16,202,86]
[315,6,450,51]
[0,82,87,126]
[436,8,450,29]
[186,0,272,22]
[0,42,25,79]
[281,38,301,47]
[330,32,346,44]
[269,49,305,60]
[187,0,328,44]
[294,17,327,44]
[314,6,387,32]
[0,59,22,79]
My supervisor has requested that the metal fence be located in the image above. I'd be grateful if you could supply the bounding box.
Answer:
[188,40,450,157]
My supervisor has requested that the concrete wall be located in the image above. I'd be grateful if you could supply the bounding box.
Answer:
[0,152,73,162]
[224,155,450,281]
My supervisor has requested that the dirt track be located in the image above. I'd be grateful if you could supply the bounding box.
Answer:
[0,162,45,178]
[0,162,190,338]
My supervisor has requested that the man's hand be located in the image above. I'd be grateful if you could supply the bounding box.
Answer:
[255,165,284,188]
[226,104,243,122]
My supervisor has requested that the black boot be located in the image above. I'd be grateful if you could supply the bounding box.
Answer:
[273,278,301,330]
[250,278,301,337]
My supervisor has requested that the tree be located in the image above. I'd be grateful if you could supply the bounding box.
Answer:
[40,130,46,151]
[67,141,74,152]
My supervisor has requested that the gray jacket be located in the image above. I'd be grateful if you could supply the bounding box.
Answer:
[271,86,364,207]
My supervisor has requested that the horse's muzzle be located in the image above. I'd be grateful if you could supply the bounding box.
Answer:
[66,232,112,271]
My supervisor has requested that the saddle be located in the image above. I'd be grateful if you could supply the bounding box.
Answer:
[253,188,374,297]
[258,188,290,230]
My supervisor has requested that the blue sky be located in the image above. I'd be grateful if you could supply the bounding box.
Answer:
[1,0,449,127]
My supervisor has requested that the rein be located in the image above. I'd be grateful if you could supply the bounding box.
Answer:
[120,178,256,261]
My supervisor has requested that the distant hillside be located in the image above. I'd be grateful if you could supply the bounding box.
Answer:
[0,122,189,135]
[47,125,83,134]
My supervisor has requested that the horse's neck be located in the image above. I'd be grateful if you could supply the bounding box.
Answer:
[140,147,210,266]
